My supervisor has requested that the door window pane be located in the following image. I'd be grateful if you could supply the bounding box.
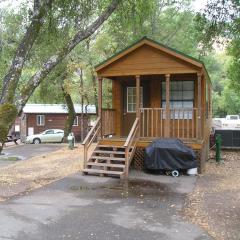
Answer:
[127,87,143,112]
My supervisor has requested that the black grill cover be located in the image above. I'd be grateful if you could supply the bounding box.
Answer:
[144,139,197,170]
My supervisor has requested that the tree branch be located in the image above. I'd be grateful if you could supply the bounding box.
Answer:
[18,0,120,113]
[0,0,53,104]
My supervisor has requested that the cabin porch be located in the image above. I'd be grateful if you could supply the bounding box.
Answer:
[82,37,211,179]
[82,73,208,179]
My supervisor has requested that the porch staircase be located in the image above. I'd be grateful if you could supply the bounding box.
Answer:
[83,144,133,178]
[82,117,139,179]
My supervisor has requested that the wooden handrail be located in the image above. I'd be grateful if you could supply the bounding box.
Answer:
[123,118,140,178]
[82,117,101,145]
[124,118,139,148]
[82,117,101,169]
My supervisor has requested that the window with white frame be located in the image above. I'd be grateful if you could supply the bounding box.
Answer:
[36,115,45,126]
[162,80,194,119]
[73,116,78,126]
[127,87,143,113]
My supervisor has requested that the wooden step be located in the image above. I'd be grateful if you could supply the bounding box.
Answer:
[83,168,123,175]
[86,162,125,168]
[96,145,125,149]
[93,150,125,155]
[89,156,126,162]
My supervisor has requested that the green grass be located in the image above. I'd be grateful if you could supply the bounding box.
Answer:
[0,156,21,161]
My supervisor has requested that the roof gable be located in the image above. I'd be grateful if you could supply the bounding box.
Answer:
[97,43,202,77]
[95,37,204,76]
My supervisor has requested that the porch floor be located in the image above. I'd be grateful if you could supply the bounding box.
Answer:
[99,136,203,150]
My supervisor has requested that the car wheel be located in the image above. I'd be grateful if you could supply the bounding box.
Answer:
[33,138,41,144]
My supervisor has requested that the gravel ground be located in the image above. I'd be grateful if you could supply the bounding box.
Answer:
[184,150,240,240]
[0,145,85,201]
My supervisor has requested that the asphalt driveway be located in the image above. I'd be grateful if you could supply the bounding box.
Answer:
[0,144,62,167]
[0,171,212,240]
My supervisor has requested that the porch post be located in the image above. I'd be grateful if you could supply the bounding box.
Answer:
[165,74,170,138]
[136,75,140,138]
[197,73,202,140]
[98,77,103,138]
[136,75,140,119]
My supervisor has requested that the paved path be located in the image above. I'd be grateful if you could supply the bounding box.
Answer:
[0,171,212,240]
[0,144,62,167]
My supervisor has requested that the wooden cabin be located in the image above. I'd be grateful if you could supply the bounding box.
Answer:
[82,37,212,178]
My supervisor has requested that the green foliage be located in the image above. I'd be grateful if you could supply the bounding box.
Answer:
[194,0,240,112]
[0,103,17,143]
[1,0,239,120]
[228,39,240,92]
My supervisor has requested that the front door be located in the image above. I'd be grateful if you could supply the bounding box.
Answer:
[122,84,148,136]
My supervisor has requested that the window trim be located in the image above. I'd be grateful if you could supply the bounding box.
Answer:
[36,115,45,126]
[73,116,78,126]
[127,87,143,113]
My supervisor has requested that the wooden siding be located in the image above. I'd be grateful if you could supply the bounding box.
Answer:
[98,44,201,77]
[112,79,122,136]
[150,78,161,108]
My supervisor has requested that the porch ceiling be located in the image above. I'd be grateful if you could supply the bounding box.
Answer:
[109,73,198,82]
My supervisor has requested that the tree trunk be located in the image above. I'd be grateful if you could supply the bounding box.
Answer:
[0,144,3,155]
[91,70,98,113]
[79,68,85,142]
[17,0,120,113]
[0,0,120,150]
[61,85,76,141]
[0,0,53,104]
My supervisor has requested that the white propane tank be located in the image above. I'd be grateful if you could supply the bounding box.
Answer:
[67,134,73,141]
[187,168,198,175]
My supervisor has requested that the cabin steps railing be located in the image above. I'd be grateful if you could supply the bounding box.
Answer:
[82,118,139,179]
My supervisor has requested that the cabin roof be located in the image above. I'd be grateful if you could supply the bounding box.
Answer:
[95,37,211,83]
[23,104,96,114]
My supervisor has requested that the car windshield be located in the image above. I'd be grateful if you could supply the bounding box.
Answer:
[230,116,238,120]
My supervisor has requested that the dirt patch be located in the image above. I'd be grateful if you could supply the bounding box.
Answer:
[0,145,85,201]
[184,150,240,240]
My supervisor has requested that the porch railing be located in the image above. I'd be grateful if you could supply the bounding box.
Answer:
[140,108,198,140]
[102,108,116,136]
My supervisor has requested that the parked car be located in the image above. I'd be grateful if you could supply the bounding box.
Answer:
[25,129,64,144]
